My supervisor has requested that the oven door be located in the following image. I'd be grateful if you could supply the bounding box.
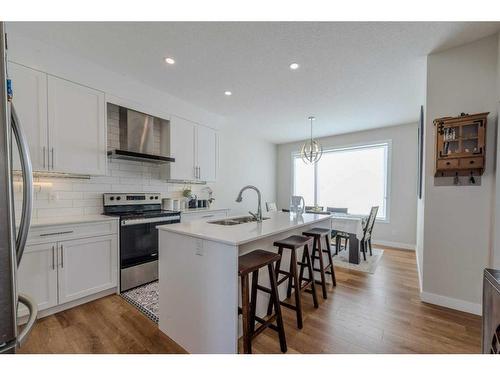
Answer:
[120,216,178,268]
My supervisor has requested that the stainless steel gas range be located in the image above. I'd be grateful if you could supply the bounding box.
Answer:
[103,193,180,292]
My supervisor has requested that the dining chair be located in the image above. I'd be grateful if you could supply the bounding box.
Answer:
[360,206,379,261]
[328,208,349,254]
[266,202,278,212]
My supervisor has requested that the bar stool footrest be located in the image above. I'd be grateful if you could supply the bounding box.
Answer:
[256,285,272,294]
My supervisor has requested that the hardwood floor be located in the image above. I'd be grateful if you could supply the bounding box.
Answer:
[19,292,186,354]
[19,247,481,354]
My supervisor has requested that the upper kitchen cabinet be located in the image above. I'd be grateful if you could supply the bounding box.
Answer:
[48,76,106,175]
[7,62,106,175]
[162,116,218,182]
[8,62,48,171]
[166,116,197,181]
[196,124,217,182]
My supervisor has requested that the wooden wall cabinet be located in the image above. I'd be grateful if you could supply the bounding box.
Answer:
[433,112,488,177]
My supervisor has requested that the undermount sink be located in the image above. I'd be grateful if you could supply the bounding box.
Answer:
[208,216,270,226]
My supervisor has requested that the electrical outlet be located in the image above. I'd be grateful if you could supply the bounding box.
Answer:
[195,239,204,256]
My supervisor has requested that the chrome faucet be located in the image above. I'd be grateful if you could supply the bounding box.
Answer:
[235,185,263,222]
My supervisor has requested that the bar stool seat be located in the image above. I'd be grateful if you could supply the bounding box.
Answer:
[267,235,319,329]
[303,227,337,299]
[238,250,280,275]
[274,235,312,249]
[302,227,330,236]
[238,250,287,354]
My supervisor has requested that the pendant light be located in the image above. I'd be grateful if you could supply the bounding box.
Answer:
[300,116,323,164]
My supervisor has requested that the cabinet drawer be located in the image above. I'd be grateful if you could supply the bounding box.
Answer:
[437,159,459,169]
[28,220,118,245]
[459,157,483,169]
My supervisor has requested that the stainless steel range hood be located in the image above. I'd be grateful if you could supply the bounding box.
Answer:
[107,107,174,164]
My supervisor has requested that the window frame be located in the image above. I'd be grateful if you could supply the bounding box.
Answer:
[291,139,392,223]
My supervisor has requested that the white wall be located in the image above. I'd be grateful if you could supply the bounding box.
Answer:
[421,34,498,314]
[277,123,418,249]
[212,126,277,215]
[7,29,277,217]
[493,35,500,270]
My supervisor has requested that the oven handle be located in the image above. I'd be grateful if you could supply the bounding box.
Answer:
[121,216,180,226]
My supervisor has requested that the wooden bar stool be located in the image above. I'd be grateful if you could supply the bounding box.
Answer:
[302,227,337,299]
[238,249,287,354]
[266,235,319,329]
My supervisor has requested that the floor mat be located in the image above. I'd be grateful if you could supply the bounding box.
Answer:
[332,248,384,274]
[121,281,159,323]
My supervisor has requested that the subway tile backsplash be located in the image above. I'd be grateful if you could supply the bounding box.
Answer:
[14,158,209,219]
[13,102,208,220]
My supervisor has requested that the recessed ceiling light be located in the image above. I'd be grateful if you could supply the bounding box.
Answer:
[224,91,232,96]
[289,62,300,70]
[164,57,175,65]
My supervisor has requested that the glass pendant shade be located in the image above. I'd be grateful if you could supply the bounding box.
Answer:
[300,116,323,164]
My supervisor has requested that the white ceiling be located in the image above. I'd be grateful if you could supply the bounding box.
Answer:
[8,22,500,143]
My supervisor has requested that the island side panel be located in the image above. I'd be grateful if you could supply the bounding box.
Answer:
[159,230,239,354]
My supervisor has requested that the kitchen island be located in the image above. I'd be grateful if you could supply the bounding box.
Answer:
[157,211,331,353]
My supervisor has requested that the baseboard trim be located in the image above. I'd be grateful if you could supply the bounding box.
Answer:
[373,240,415,251]
[420,291,481,316]
[415,248,423,293]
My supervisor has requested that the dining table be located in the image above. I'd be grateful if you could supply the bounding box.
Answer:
[304,210,365,264]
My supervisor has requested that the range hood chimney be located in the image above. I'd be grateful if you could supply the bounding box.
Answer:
[107,107,175,164]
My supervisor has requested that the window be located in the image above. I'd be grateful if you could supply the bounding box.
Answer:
[292,141,390,221]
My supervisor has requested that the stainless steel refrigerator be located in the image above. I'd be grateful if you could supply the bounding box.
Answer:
[0,22,37,354]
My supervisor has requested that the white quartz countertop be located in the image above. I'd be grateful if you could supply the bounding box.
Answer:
[18,214,118,228]
[181,207,229,214]
[158,211,331,246]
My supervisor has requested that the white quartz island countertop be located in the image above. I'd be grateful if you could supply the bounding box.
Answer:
[157,211,331,246]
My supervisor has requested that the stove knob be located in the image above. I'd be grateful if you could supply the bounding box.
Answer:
[110,196,115,201]
[150,196,154,200]
[155,196,159,200]
[116,196,121,201]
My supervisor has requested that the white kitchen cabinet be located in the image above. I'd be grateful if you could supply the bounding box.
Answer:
[8,62,48,171]
[57,235,118,304]
[168,116,196,180]
[48,76,106,175]
[196,125,217,182]
[163,115,218,182]
[17,242,58,316]
[18,219,118,317]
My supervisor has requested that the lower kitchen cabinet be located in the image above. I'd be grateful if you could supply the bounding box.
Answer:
[17,242,58,315]
[17,221,118,316]
[58,235,118,304]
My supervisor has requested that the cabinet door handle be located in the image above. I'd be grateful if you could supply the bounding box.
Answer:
[60,245,64,268]
[51,148,54,170]
[201,214,214,218]
[43,146,46,169]
[446,162,450,165]
[40,230,74,237]
[470,160,475,164]
[52,245,55,270]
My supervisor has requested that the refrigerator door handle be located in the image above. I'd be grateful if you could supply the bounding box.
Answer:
[11,104,33,265]
[16,293,38,347]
